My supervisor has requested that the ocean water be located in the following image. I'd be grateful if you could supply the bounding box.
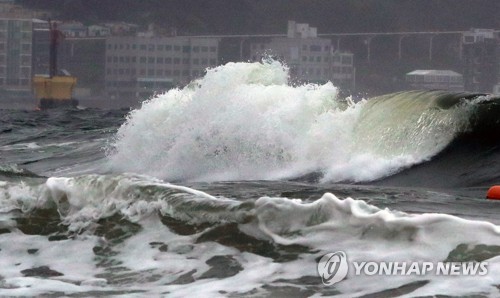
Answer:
[1,60,500,297]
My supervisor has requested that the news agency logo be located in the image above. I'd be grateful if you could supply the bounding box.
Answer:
[317,251,489,286]
[317,251,349,285]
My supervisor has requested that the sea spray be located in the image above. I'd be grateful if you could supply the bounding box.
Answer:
[108,61,476,182]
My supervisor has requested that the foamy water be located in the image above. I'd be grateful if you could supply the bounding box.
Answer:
[1,60,499,297]
[0,174,499,297]
[108,60,473,183]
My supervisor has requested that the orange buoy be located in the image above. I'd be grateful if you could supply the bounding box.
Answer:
[487,186,500,200]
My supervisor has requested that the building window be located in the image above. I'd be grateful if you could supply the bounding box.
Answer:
[156,69,163,76]
[157,57,164,63]
[148,69,154,76]
[131,57,136,63]
[209,59,216,65]
[182,46,190,53]
[310,45,321,52]
[165,45,172,51]
[341,56,353,65]
[201,46,208,52]
[165,57,172,64]
[148,57,154,63]
[157,45,164,51]
[174,58,180,64]
[182,58,189,64]
[107,56,112,63]
[192,59,199,65]
[193,46,200,52]
[174,46,180,52]
[201,58,208,65]
[140,44,147,50]
[165,69,172,76]
[210,46,216,52]
[140,57,146,63]
[140,69,146,75]
[173,70,180,76]
[316,56,321,62]
[148,44,154,51]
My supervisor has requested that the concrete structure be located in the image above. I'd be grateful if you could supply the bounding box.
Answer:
[406,70,464,91]
[462,29,499,93]
[102,22,138,36]
[105,36,219,99]
[59,22,87,38]
[0,17,33,92]
[60,38,106,97]
[88,25,110,37]
[249,21,355,91]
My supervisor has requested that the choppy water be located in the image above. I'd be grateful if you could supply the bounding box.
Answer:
[1,61,500,297]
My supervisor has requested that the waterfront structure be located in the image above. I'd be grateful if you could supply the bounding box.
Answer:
[405,70,464,91]
[462,29,499,93]
[0,17,33,92]
[105,36,219,99]
[249,21,355,91]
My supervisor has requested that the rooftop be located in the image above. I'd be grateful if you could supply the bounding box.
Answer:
[406,70,462,77]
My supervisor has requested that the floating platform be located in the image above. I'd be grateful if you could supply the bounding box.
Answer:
[33,75,78,109]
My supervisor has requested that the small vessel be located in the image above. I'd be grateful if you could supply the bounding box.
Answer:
[32,21,78,109]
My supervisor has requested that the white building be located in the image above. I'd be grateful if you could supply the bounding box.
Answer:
[406,70,464,91]
[0,17,32,92]
[105,36,219,99]
[249,21,355,91]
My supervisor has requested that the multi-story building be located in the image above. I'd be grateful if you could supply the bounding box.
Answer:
[0,17,33,92]
[249,21,355,91]
[462,29,499,93]
[105,36,219,99]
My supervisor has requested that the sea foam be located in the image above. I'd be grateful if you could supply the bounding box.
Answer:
[108,60,472,183]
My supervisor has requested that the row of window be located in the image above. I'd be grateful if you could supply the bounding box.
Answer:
[107,56,216,65]
[0,42,31,52]
[252,44,332,52]
[106,68,207,77]
[0,20,31,32]
[407,75,463,83]
[107,43,217,53]
[298,66,353,77]
[0,66,31,75]
[0,78,30,86]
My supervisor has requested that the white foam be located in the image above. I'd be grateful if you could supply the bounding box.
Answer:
[1,175,499,296]
[108,60,473,183]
